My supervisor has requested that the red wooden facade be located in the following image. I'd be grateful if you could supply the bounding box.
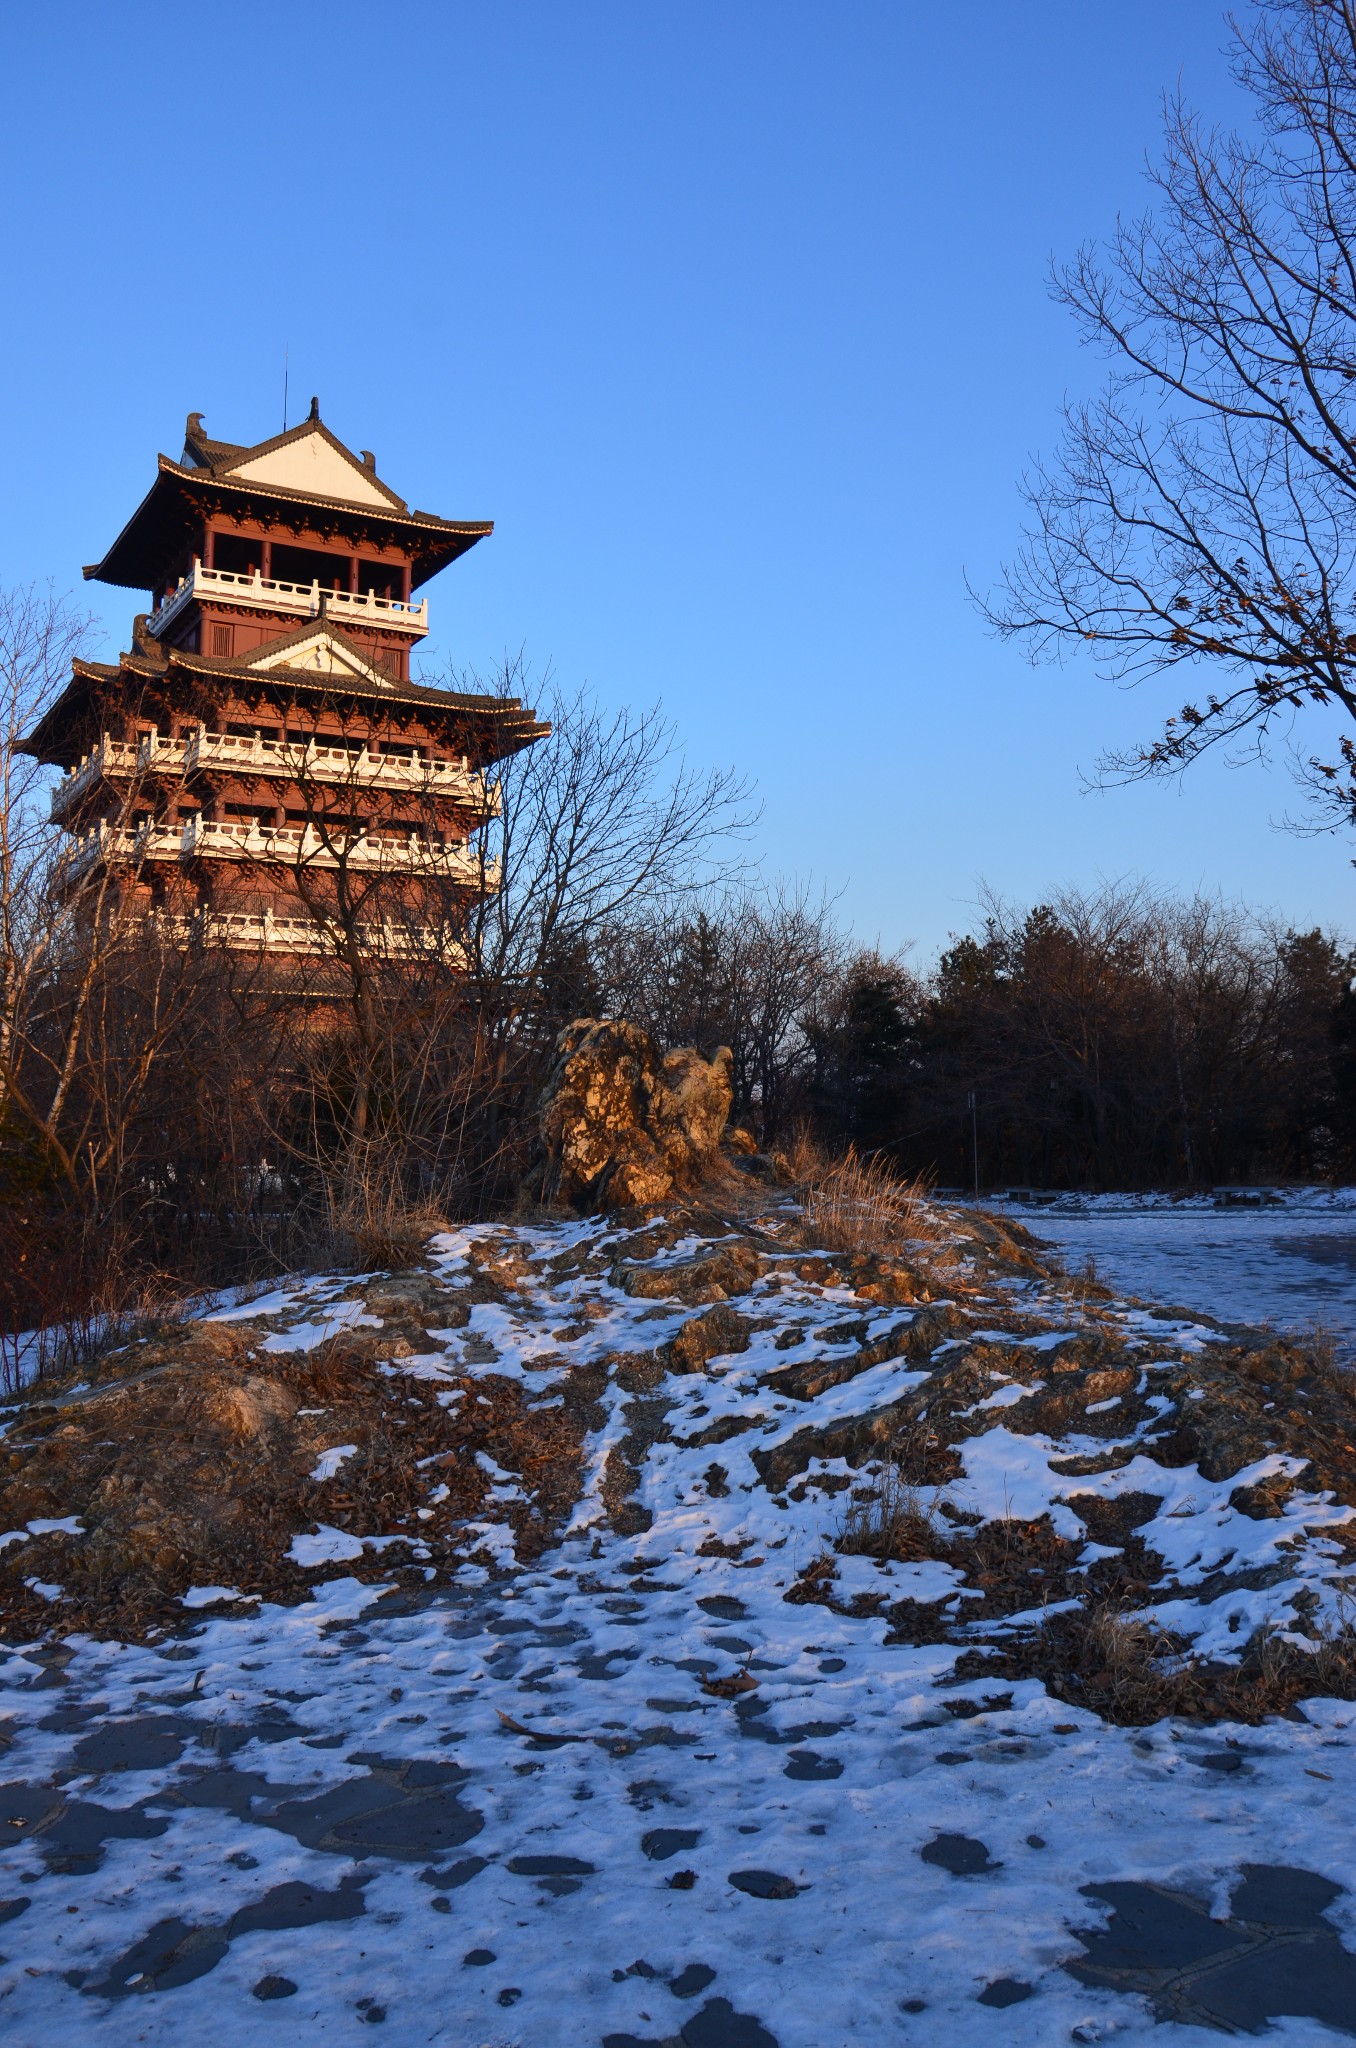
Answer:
[23,404,547,961]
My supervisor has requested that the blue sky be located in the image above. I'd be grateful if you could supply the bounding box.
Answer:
[2,2,1348,960]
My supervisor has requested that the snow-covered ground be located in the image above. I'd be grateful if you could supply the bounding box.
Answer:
[3,1213,1356,2044]
[990,1199,1356,1358]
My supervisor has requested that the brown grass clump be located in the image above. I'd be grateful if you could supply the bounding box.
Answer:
[322,1179,450,1273]
[836,1463,944,1562]
[798,1145,947,1260]
[0,1316,592,1640]
[975,1599,1356,1725]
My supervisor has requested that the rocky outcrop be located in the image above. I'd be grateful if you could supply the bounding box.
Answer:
[533,1018,733,1211]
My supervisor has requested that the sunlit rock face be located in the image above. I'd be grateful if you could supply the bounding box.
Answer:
[533,1018,733,1211]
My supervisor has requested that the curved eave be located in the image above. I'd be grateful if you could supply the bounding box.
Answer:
[84,459,493,593]
[21,653,549,769]
[20,661,125,767]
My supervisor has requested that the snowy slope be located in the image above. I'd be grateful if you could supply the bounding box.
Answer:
[2,1207,1356,2044]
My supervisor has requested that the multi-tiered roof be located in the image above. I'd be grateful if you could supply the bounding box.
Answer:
[25,404,547,961]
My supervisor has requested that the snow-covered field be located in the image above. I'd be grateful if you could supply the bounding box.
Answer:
[3,1212,1356,2044]
[992,1196,1356,1360]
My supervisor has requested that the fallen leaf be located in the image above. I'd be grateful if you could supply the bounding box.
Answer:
[495,1708,590,1743]
[700,1671,759,1698]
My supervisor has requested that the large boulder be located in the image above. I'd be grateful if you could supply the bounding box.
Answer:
[534,1018,733,1211]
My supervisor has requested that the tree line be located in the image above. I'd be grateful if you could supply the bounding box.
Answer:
[0,573,1351,1357]
[587,880,1356,1192]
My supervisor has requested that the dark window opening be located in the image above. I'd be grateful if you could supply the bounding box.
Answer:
[285,808,364,830]
[290,728,364,752]
[226,723,280,740]
[358,558,406,600]
[271,543,351,590]
[212,533,263,576]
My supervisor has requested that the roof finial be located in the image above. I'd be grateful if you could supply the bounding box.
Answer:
[185,411,204,439]
[307,396,320,423]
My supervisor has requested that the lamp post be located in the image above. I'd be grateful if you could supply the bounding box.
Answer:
[966,1090,979,1203]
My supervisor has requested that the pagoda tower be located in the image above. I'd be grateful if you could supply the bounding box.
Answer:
[23,403,546,962]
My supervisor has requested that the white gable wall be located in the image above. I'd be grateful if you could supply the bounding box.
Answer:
[228,430,392,509]
[247,630,392,686]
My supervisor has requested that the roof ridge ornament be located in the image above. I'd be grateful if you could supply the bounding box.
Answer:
[307,396,320,422]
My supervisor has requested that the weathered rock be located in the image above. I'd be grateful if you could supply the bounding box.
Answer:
[206,1377,297,1441]
[723,1125,758,1155]
[663,1305,755,1374]
[533,1018,733,1211]
[616,1244,763,1305]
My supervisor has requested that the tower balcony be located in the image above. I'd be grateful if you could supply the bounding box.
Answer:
[63,816,495,889]
[63,819,184,882]
[179,814,494,884]
[148,561,429,642]
[49,737,142,821]
[153,907,468,964]
[181,729,500,812]
[50,730,501,819]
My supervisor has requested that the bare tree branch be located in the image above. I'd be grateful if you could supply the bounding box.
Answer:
[981,0,1356,831]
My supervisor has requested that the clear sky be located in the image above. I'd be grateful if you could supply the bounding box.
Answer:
[2,2,1349,961]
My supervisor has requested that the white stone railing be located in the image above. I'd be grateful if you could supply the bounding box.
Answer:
[148,560,429,640]
[49,738,142,820]
[63,816,494,889]
[63,820,183,882]
[154,908,467,962]
[52,729,500,820]
[182,729,500,811]
[179,814,493,883]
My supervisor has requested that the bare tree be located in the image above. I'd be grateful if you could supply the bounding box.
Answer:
[459,658,755,993]
[0,582,160,1195]
[597,883,844,1143]
[397,656,757,1192]
[986,0,1356,828]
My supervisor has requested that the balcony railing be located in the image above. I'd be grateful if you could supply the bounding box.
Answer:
[148,560,429,641]
[49,738,141,821]
[154,908,468,963]
[51,728,500,818]
[179,814,493,883]
[63,820,183,882]
[63,816,495,889]
[182,729,500,811]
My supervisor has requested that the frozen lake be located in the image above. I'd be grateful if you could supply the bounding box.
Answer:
[988,1198,1356,1356]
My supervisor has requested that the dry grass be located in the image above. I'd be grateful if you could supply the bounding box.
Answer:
[1,1281,210,1399]
[836,1462,944,1561]
[314,1154,451,1273]
[1292,1321,1348,1382]
[1000,1598,1356,1725]
[796,1143,947,1260]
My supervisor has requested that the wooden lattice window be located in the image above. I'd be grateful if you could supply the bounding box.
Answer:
[211,623,234,657]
